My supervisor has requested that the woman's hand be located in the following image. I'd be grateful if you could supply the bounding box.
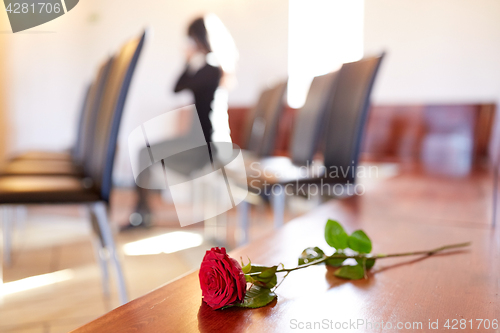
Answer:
[185,37,198,61]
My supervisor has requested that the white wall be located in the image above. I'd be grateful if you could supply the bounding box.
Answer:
[0,0,288,183]
[3,0,500,183]
[364,0,500,104]
[288,0,364,108]
[0,12,10,168]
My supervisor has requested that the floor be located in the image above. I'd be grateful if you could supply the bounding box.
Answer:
[0,189,288,333]
[0,163,493,333]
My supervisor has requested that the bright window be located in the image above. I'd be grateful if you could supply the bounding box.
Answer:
[288,0,365,108]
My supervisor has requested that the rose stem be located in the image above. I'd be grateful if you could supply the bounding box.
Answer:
[275,242,471,273]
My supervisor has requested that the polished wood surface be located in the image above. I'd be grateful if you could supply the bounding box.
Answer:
[72,171,499,333]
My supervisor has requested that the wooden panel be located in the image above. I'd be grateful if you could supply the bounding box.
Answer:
[230,103,496,168]
[273,106,296,156]
[228,106,296,153]
[362,105,426,163]
[474,104,496,165]
[228,107,249,148]
[363,104,496,168]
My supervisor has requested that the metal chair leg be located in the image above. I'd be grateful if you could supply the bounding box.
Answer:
[0,207,4,300]
[88,206,110,297]
[237,200,250,246]
[94,240,110,297]
[216,211,228,247]
[272,185,286,229]
[15,206,28,235]
[2,206,13,266]
[91,202,128,305]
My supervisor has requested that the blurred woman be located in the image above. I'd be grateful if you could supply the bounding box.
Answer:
[174,14,238,144]
[124,14,238,230]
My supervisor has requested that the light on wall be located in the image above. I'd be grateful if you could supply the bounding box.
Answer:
[288,0,364,108]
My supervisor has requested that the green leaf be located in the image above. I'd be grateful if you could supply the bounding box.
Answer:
[356,257,376,269]
[325,219,349,250]
[334,264,365,280]
[298,247,325,265]
[241,258,251,274]
[234,285,277,309]
[348,230,372,253]
[245,265,278,289]
[325,252,347,267]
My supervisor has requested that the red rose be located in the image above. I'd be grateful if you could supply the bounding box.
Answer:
[199,247,246,309]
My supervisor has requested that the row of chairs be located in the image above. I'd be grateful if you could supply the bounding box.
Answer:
[0,30,147,304]
[230,54,384,244]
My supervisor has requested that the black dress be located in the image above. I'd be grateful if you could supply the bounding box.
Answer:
[127,62,223,229]
[174,63,222,143]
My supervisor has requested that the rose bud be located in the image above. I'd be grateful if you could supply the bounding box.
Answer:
[199,247,246,309]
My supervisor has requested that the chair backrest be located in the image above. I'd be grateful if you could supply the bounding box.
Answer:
[84,31,146,202]
[243,89,271,151]
[289,71,339,165]
[72,83,91,160]
[323,54,384,183]
[73,58,114,164]
[246,81,287,156]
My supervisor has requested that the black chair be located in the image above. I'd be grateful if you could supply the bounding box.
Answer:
[229,71,338,243]
[1,58,113,177]
[0,31,146,304]
[320,54,384,186]
[236,54,384,243]
[244,81,287,157]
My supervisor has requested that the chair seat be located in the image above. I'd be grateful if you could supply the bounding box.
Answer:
[1,159,82,176]
[10,150,73,161]
[0,176,100,204]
